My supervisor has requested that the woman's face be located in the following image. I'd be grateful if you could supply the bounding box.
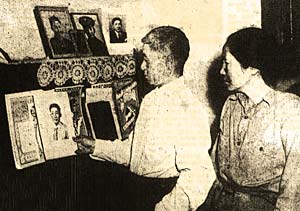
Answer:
[220,48,253,91]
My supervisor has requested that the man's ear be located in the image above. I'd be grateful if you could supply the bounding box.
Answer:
[165,54,175,76]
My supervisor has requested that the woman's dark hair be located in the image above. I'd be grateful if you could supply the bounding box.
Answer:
[223,27,279,84]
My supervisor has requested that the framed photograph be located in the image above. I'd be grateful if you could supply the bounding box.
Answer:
[71,13,109,56]
[34,6,77,58]
[108,14,127,44]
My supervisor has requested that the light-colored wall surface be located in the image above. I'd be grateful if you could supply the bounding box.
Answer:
[0,0,261,122]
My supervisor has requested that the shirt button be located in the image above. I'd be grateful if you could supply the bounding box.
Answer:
[259,147,264,152]
[236,141,241,146]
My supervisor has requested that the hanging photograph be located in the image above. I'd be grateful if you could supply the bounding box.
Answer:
[34,6,77,58]
[71,12,109,56]
[108,14,128,43]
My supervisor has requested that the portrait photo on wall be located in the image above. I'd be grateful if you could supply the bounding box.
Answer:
[108,15,127,43]
[71,12,109,57]
[34,6,78,59]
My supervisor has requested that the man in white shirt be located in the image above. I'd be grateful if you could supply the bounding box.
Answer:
[74,26,215,211]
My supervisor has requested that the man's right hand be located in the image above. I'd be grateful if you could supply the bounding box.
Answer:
[73,135,95,155]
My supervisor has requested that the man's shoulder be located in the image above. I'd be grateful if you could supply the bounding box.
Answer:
[121,30,127,36]
[109,30,116,36]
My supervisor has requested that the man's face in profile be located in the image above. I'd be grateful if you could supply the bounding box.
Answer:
[50,107,61,125]
[112,20,122,32]
[140,44,166,86]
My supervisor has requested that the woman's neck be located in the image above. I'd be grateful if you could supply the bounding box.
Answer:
[239,74,272,104]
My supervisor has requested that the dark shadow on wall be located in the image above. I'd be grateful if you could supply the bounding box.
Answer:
[272,44,300,95]
[206,54,231,151]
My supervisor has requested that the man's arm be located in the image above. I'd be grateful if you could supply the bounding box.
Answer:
[73,133,133,167]
[90,135,133,166]
[74,93,148,166]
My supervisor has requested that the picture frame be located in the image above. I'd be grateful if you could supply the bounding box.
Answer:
[70,12,109,57]
[108,14,128,44]
[34,6,77,59]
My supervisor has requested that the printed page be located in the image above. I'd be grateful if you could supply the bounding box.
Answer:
[5,90,46,169]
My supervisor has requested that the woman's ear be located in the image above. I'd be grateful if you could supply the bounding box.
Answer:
[248,67,260,76]
[241,67,260,75]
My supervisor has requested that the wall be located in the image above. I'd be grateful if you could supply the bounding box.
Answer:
[0,0,261,123]
[0,0,140,59]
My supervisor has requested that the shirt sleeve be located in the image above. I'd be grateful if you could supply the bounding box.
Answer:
[155,103,215,211]
[276,107,300,211]
[89,132,133,167]
[90,91,150,168]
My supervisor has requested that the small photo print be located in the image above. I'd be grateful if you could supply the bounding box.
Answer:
[108,15,127,43]
[35,90,77,160]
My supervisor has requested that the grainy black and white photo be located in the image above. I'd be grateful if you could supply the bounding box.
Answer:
[108,15,128,43]
[71,12,109,56]
[34,6,77,58]
[1,0,300,211]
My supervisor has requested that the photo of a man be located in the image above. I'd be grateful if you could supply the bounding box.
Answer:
[49,103,69,141]
[49,15,76,55]
[109,17,127,43]
[78,16,109,56]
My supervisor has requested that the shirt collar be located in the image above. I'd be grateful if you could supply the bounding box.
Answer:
[155,76,184,94]
[229,89,276,108]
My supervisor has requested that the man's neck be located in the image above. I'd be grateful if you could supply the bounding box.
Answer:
[239,74,272,104]
[158,74,181,88]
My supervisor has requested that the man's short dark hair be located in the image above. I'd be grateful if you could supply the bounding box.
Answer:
[223,27,278,78]
[141,26,190,75]
[49,103,61,116]
[49,16,61,29]
[112,17,122,25]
